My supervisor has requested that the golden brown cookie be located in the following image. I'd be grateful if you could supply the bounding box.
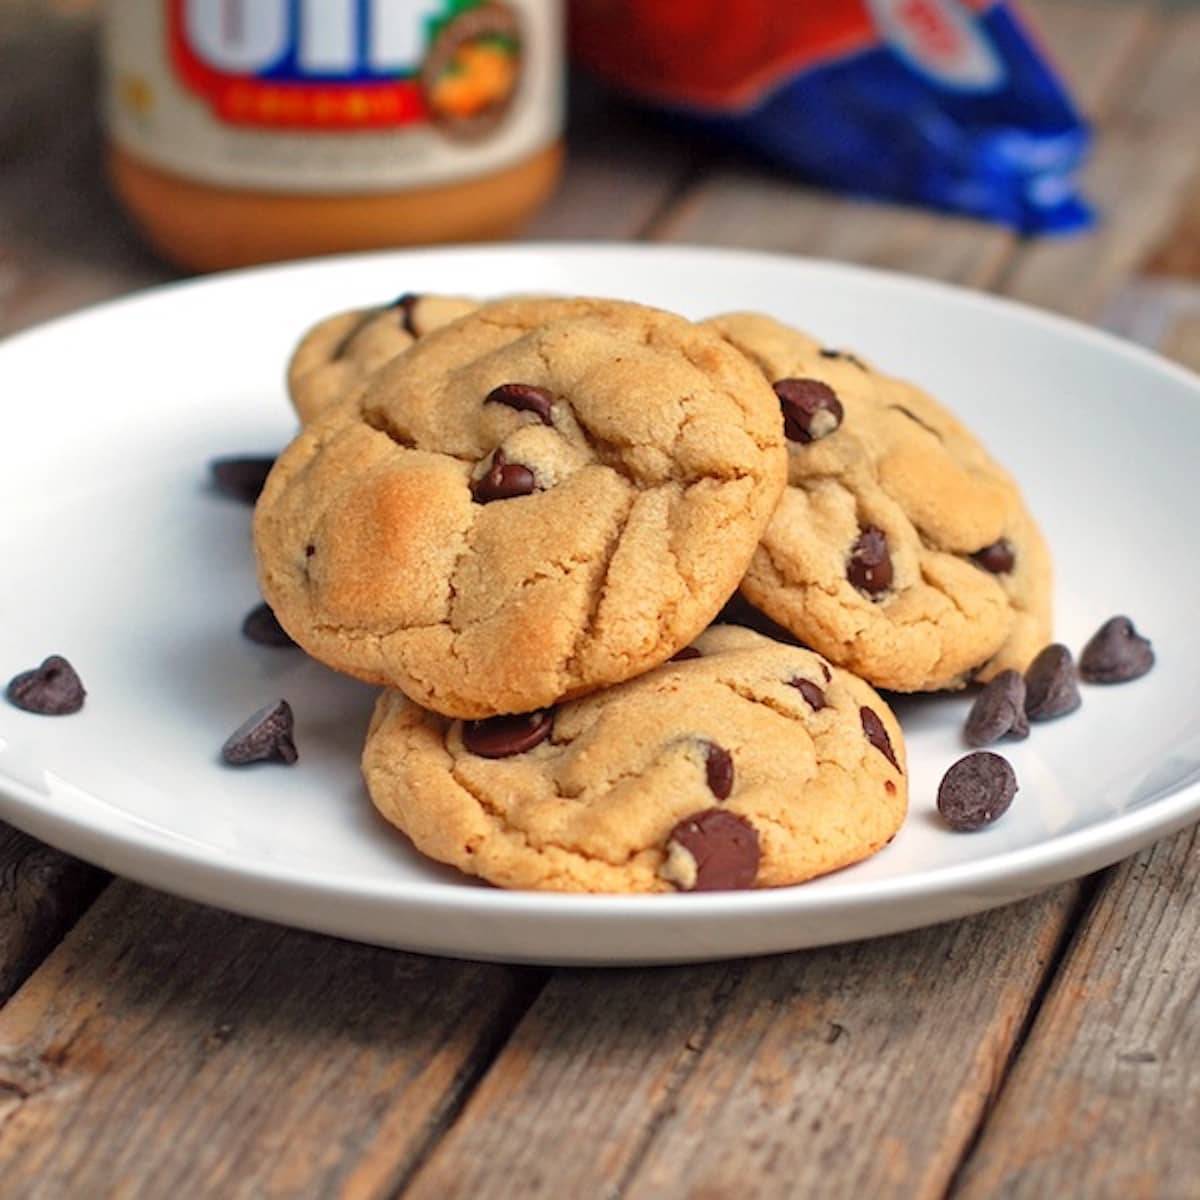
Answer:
[706,312,1052,691]
[286,293,477,423]
[256,297,788,718]
[362,626,907,892]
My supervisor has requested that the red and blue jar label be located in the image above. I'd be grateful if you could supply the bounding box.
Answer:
[105,0,562,192]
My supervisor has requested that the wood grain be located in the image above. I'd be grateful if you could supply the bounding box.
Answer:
[0,826,105,1005]
[0,882,539,1200]
[404,890,1079,1200]
[953,824,1200,1198]
[1000,8,1200,319]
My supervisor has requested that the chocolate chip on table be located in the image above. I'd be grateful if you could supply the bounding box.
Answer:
[1024,644,1081,721]
[702,741,734,800]
[938,751,1018,831]
[670,646,702,662]
[860,707,900,770]
[964,669,1029,747]
[1079,616,1154,684]
[662,809,760,892]
[210,456,275,504]
[462,710,554,758]
[470,449,537,503]
[789,677,827,710]
[847,526,893,596]
[222,699,298,765]
[242,602,296,648]
[6,655,85,715]
[971,538,1016,575]
[485,383,555,426]
[773,377,844,444]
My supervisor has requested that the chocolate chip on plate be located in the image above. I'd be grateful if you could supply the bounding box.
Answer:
[661,809,760,892]
[848,526,893,596]
[702,741,734,800]
[971,538,1016,575]
[1079,616,1154,684]
[773,378,845,444]
[1024,644,1081,722]
[470,449,537,503]
[462,710,554,758]
[242,602,296,648]
[6,655,86,715]
[485,383,555,426]
[222,699,298,765]
[211,456,275,504]
[860,706,901,770]
[789,677,827,710]
[964,669,1029,747]
[938,751,1018,831]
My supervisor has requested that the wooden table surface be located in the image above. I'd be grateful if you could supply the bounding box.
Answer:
[2,2,1199,1196]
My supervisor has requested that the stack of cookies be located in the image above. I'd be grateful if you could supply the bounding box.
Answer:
[253,295,1051,893]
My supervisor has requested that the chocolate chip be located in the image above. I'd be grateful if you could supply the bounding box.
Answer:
[773,378,844,444]
[242,602,296,648]
[485,383,554,426]
[819,661,832,683]
[1079,616,1154,684]
[702,741,734,800]
[662,809,760,892]
[222,700,298,765]
[6,655,85,715]
[210,456,275,504]
[964,669,1029,747]
[390,292,420,335]
[848,526,893,596]
[462,710,553,758]
[971,539,1016,575]
[1024,644,1081,721]
[670,646,702,662]
[789,677,826,710]
[860,707,900,770]
[938,751,1018,831]
[471,449,537,504]
[819,348,867,370]
[304,543,316,558]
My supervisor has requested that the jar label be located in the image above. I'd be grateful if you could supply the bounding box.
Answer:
[104,0,562,193]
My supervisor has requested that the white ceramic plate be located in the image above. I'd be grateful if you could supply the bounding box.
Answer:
[2,245,1197,965]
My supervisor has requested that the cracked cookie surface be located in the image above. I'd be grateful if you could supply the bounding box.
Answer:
[706,312,1052,691]
[256,297,788,717]
[362,625,907,892]
[287,293,477,424]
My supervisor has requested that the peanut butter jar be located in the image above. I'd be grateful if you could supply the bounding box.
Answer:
[103,1,564,272]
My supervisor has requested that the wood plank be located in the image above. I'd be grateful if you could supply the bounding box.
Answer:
[1146,167,1200,280]
[525,82,702,243]
[0,827,105,1005]
[0,6,170,337]
[952,824,1200,1198]
[404,890,1079,1200]
[1001,9,1200,320]
[0,882,538,1199]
